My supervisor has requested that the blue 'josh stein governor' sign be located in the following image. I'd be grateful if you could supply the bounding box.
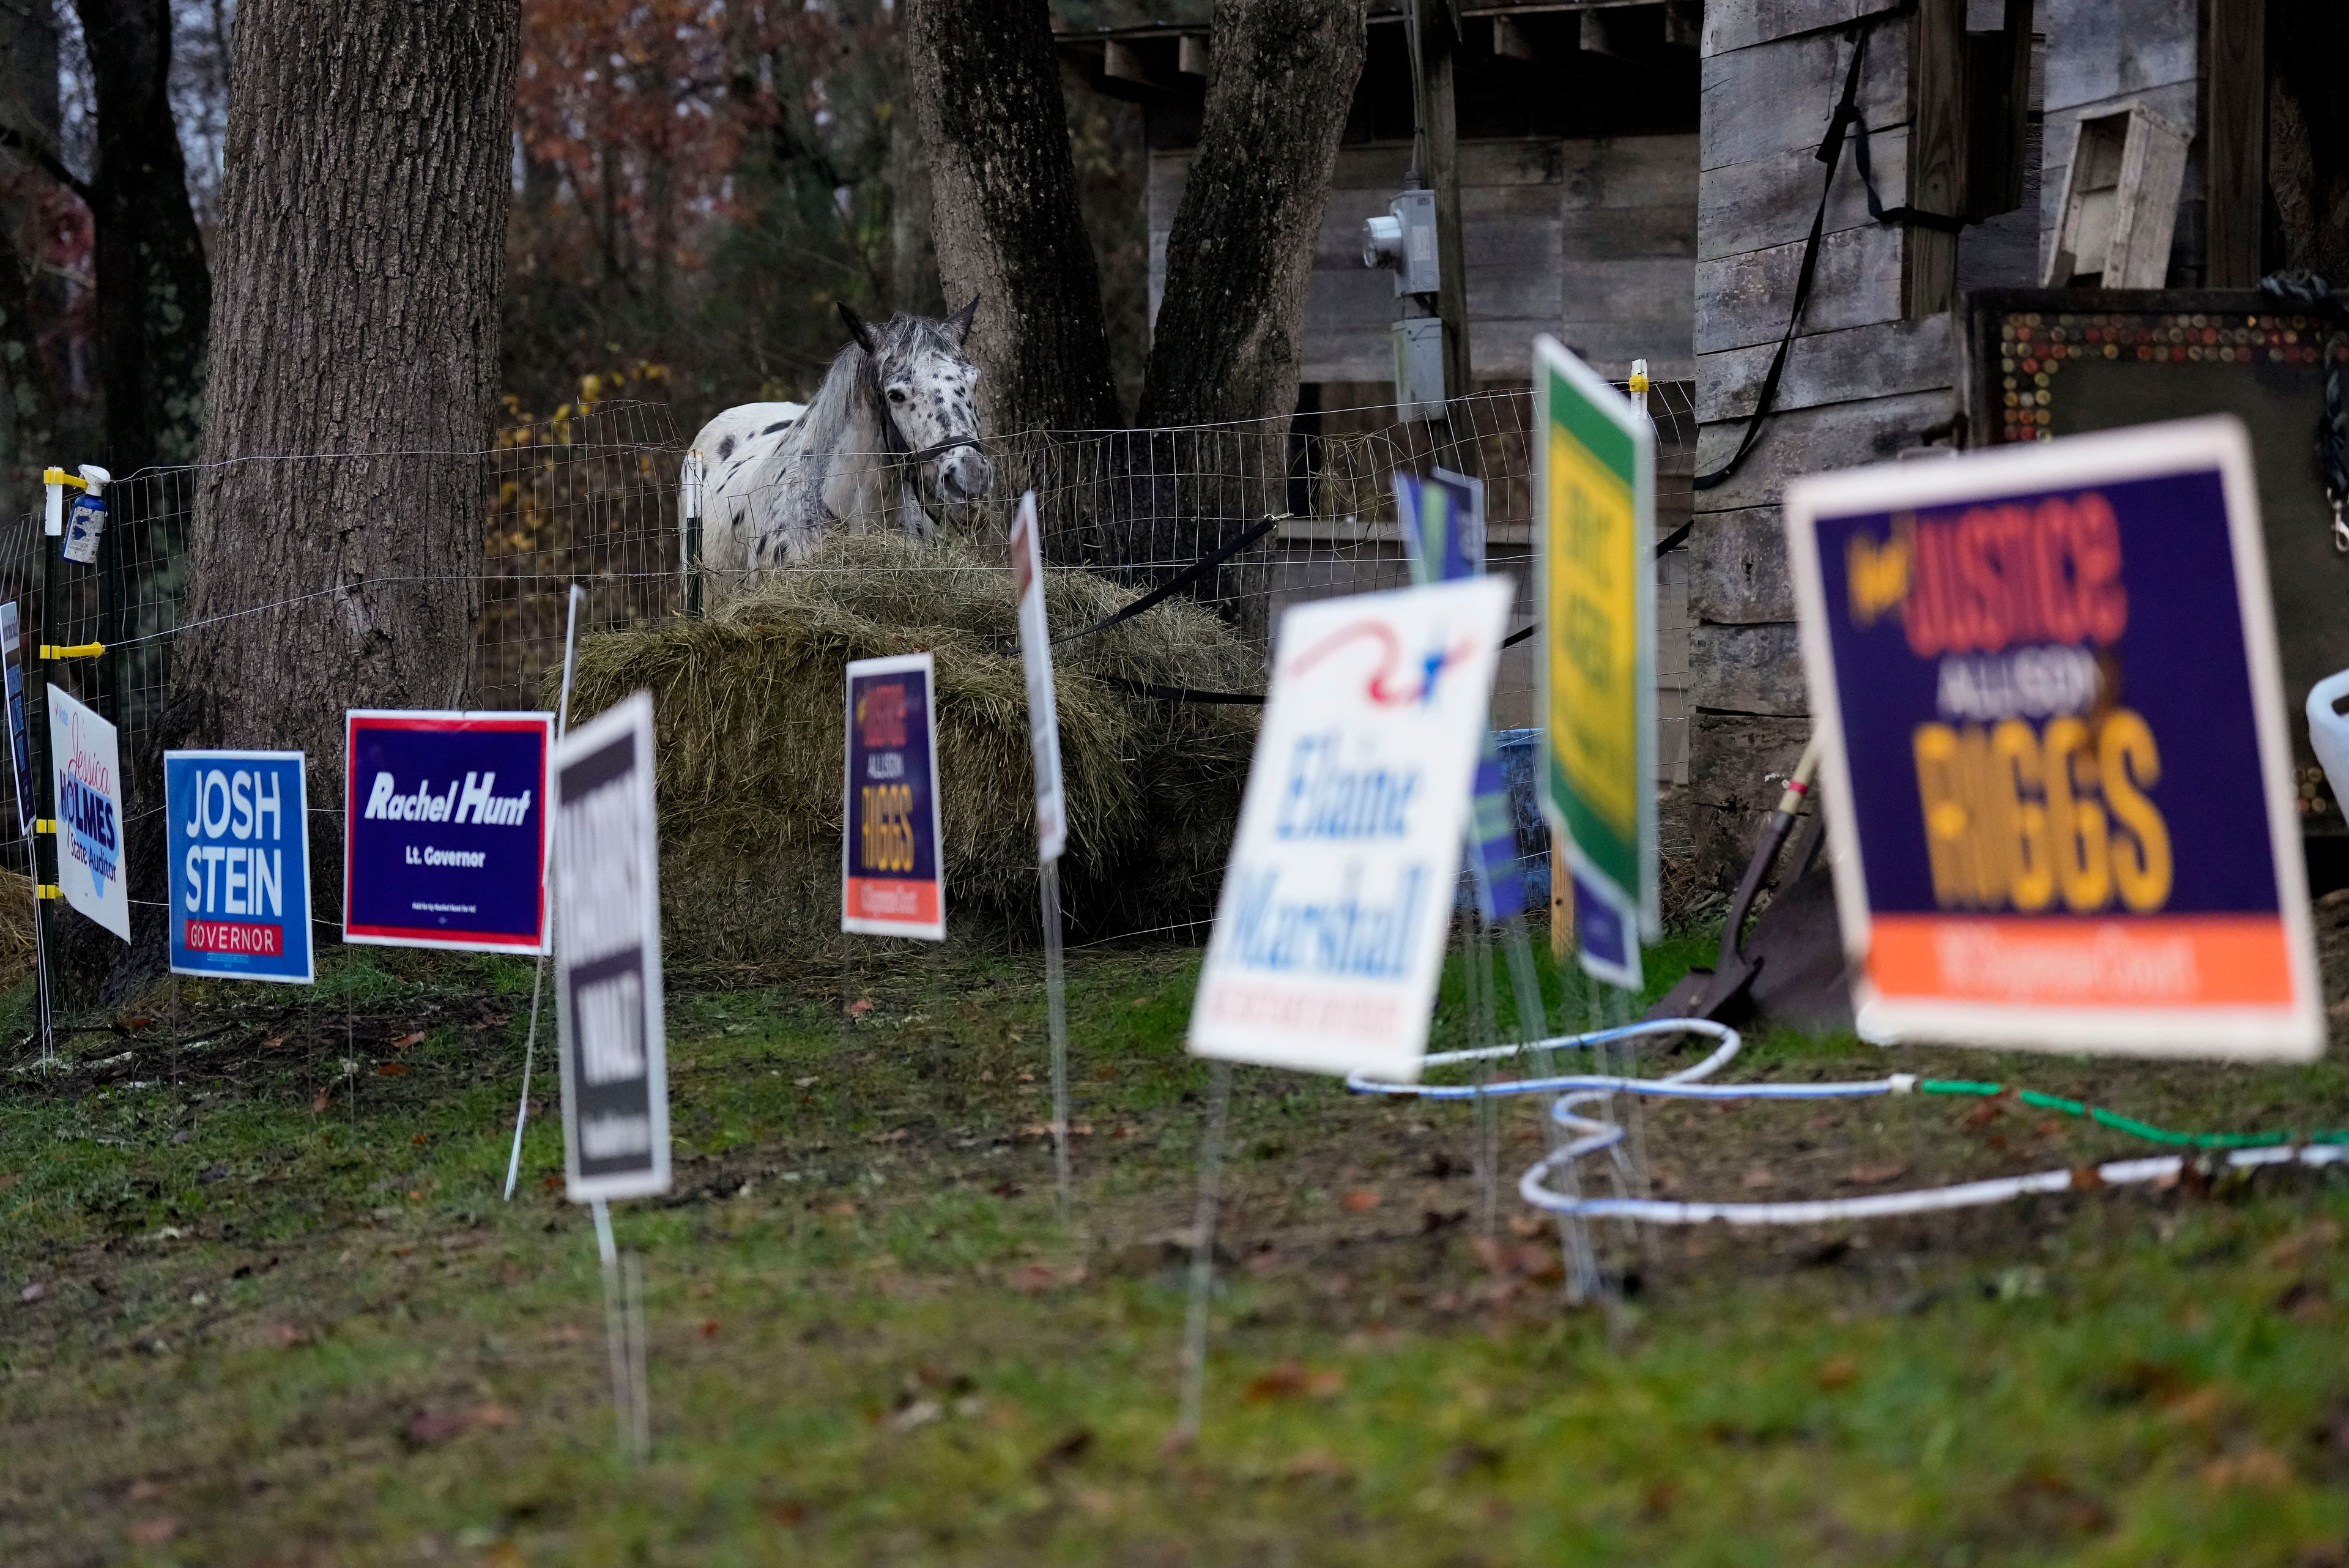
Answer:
[165,751,314,983]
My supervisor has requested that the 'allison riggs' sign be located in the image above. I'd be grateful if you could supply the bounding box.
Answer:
[842,652,945,939]
[553,691,669,1203]
[344,711,552,953]
[1786,416,2322,1060]
[48,685,129,942]
[1191,576,1512,1082]
[165,752,313,983]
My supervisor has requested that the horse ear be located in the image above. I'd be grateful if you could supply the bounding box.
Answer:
[943,294,979,348]
[837,300,878,355]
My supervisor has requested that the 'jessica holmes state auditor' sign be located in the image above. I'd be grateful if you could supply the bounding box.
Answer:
[1786,417,2321,1060]
[344,711,554,954]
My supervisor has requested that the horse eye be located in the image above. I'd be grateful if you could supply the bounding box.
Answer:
[888,387,908,404]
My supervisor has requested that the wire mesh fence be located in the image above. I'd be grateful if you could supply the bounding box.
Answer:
[2,379,1694,1009]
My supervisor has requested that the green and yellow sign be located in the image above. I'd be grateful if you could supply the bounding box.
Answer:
[1534,336,1658,985]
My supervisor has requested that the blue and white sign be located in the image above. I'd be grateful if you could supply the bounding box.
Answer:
[1,602,32,835]
[165,751,314,984]
[1190,575,1512,1082]
[48,684,128,942]
[344,710,552,953]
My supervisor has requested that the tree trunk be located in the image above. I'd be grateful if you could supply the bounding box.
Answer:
[902,0,1120,436]
[1138,0,1367,429]
[2266,1,2349,279]
[0,2,62,524]
[74,0,211,474]
[170,0,519,849]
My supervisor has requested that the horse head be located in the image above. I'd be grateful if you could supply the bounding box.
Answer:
[837,298,992,528]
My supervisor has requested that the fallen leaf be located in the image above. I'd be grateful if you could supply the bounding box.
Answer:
[823,1200,856,1218]
[765,1501,809,1525]
[312,1087,331,1113]
[1008,1263,1086,1293]
[259,1036,286,1050]
[1341,1189,1381,1212]
[700,1318,722,1338]
[269,1325,308,1348]
[128,1517,179,1546]
[846,998,874,1019]
[2200,1446,2293,1491]
[411,1133,427,1147]
[1283,1448,1347,1479]
[376,1062,410,1077]
[401,1403,512,1446]
[1243,1362,1344,1403]
[1845,1160,1910,1186]
[1740,1165,1776,1191]
[793,1075,820,1088]
[1816,1355,1860,1389]
[391,1031,425,1049]
[18,1282,45,1303]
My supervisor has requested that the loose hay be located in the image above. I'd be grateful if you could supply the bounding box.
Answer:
[564,533,1261,972]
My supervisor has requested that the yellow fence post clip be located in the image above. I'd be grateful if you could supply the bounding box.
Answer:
[34,884,60,900]
[32,818,55,835]
[38,641,106,661]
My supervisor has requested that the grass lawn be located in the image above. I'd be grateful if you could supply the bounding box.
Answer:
[3,928,2348,1566]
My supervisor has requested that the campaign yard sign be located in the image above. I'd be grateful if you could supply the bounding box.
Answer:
[1534,335,1658,987]
[48,685,129,942]
[552,691,669,1203]
[1009,491,1066,863]
[344,711,553,954]
[1395,469,1526,925]
[1,603,31,836]
[1190,575,1513,1082]
[165,752,313,983]
[842,652,945,939]
[1786,416,2323,1060]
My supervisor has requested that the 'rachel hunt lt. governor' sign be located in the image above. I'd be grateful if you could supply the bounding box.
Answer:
[1534,335,1658,987]
[1191,575,1513,1083]
[1785,417,2322,1061]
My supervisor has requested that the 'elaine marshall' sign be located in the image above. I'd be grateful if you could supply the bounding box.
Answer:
[165,751,314,983]
[1786,415,2322,1060]
[48,685,129,942]
[1190,575,1512,1082]
[842,652,946,940]
[344,711,553,954]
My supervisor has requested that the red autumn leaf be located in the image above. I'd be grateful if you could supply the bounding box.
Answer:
[376,1062,410,1077]
[391,1032,425,1049]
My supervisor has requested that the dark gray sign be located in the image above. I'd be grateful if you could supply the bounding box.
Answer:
[554,691,670,1202]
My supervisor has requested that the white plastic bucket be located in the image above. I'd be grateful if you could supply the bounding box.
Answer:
[2306,667,2349,809]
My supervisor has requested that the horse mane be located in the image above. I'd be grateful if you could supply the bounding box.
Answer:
[793,312,961,463]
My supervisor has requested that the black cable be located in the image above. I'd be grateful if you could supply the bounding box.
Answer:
[1690,21,1876,496]
[1048,515,1279,648]
[2260,272,2349,535]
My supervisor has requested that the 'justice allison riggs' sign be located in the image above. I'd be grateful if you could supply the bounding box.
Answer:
[842,652,945,939]
[344,711,553,953]
[1190,576,1512,1082]
[48,685,129,942]
[553,691,669,1202]
[1786,416,2323,1060]
[164,752,313,983]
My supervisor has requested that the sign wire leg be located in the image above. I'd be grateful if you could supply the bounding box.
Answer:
[1039,858,1072,1225]
[1173,1059,1233,1449]
[1500,916,1599,1301]
[506,584,584,1201]
[1611,981,1660,1271]
[28,853,51,1066]
[592,1198,645,1463]
[1464,908,1499,1238]
[502,957,548,1201]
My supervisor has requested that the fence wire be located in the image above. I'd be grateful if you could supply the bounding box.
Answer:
[4,381,1694,1017]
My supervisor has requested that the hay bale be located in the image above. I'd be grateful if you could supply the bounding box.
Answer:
[564,533,1260,970]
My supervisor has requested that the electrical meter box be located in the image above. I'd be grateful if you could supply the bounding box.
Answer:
[1393,317,1448,420]
[1361,188,1441,297]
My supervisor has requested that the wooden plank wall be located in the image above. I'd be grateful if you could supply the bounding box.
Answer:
[2040,0,2201,285]
[1149,133,1698,383]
